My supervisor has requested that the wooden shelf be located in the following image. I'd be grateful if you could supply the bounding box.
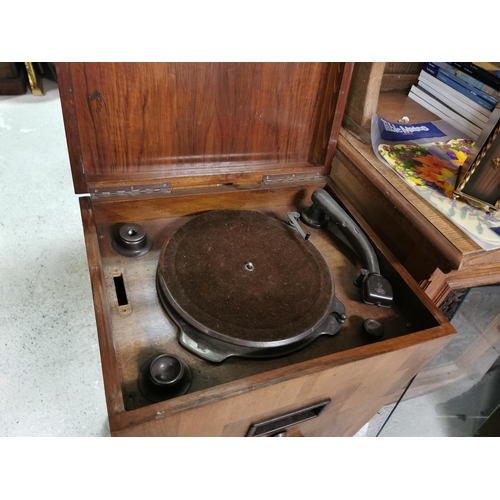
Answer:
[377,92,439,124]
[338,126,483,261]
[339,64,500,287]
[333,84,500,399]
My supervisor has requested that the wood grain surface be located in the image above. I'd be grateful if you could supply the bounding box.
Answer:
[79,197,125,415]
[344,63,386,128]
[112,335,451,437]
[380,74,420,94]
[384,63,424,75]
[90,181,325,225]
[57,63,87,193]
[335,125,500,289]
[57,63,352,193]
[380,63,424,95]
[337,127,486,259]
[79,183,454,435]
[377,92,438,123]
[333,132,469,275]
[423,266,500,306]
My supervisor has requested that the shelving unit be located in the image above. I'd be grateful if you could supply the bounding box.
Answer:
[332,62,500,398]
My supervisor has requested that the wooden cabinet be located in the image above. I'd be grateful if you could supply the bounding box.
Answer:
[111,336,449,437]
[333,62,500,397]
[57,63,455,436]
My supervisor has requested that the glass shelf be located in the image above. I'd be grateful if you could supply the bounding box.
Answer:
[375,285,500,437]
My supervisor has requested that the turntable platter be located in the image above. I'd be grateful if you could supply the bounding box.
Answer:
[157,210,344,359]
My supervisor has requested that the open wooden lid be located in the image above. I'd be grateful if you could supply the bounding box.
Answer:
[57,63,353,194]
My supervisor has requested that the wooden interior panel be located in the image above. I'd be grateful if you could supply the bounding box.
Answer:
[384,63,424,74]
[377,92,438,123]
[79,182,455,436]
[112,334,451,437]
[322,178,447,331]
[89,181,325,225]
[57,62,351,192]
[79,197,125,415]
[97,207,433,413]
[344,62,385,128]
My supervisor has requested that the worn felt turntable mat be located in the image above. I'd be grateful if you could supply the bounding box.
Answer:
[158,210,334,344]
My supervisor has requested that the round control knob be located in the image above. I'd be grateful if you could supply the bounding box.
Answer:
[363,318,384,339]
[149,354,184,386]
[112,223,153,257]
[138,353,192,403]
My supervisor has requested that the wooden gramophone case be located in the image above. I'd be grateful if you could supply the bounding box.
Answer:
[57,63,455,437]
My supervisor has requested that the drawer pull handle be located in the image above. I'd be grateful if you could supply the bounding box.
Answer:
[246,399,330,437]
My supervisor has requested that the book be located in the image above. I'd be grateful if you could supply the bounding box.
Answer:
[429,62,500,100]
[377,115,446,141]
[410,85,482,136]
[419,70,491,119]
[409,86,480,139]
[418,75,489,125]
[451,62,500,93]
[418,79,488,129]
[408,91,474,139]
[423,64,496,112]
[424,63,498,109]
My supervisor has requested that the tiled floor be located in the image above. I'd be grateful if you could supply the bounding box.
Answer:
[2,80,499,437]
[0,80,109,436]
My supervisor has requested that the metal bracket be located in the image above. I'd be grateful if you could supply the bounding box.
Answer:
[262,171,324,185]
[91,182,172,198]
[287,211,310,240]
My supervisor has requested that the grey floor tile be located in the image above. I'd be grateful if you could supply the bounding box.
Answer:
[0,80,109,436]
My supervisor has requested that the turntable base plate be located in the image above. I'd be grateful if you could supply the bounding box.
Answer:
[158,210,334,345]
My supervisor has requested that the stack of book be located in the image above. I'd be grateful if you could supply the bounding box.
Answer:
[408,62,500,140]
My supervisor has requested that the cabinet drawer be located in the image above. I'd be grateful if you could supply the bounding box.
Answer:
[111,336,450,437]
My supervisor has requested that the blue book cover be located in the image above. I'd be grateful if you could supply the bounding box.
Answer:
[426,63,498,107]
[424,62,440,77]
[377,116,446,141]
[433,62,500,98]
[423,64,496,112]
[440,69,498,106]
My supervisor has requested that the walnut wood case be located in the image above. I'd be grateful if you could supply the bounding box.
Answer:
[57,63,455,437]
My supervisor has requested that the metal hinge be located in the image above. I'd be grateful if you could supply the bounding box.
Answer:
[90,182,172,198]
[262,171,324,185]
